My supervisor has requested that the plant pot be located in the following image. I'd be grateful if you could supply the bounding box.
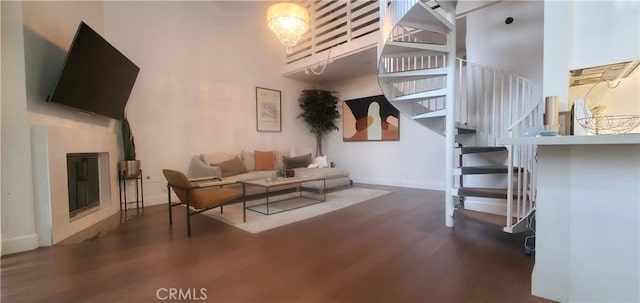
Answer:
[118,160,141,179]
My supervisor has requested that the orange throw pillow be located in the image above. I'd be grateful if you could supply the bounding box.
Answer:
[254,150,275,170]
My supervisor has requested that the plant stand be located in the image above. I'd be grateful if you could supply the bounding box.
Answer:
[119,169,144,216]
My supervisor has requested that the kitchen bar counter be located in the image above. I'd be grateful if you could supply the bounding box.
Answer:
[498,134,640,302]
[497,133,640,145]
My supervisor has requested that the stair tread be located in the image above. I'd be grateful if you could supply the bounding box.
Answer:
[458,187,507,198]
[379,67,447,77]
[454,208,506,229]
[455,122,475,130]
[387,41,450,52]
[460,165,513,175]
[392,88,448,101]
[457,187,524,199]
[400,1,453,33]
[460,146,507,154]
[379,68,448,83]
[382,43,449,58]
[412,109,446,120]
[456,127,476,134]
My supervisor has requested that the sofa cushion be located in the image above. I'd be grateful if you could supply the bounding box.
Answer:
[213,156,248,177]
[255,150,275,170]
[283,153,312,169]
[294,167,349,179]
[241,150,255,171]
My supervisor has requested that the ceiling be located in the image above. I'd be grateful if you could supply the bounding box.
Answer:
[283,47,378,85]
[569,60,640,86]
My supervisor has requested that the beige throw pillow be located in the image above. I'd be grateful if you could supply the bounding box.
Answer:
[241,150,255,171]
[274,150,289,169]
[213,157,248,178]
[201,152,234,166]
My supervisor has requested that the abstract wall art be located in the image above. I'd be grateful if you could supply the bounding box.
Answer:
[342,95,399,141]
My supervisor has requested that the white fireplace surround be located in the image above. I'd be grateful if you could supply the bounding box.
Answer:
[31,125,120,245]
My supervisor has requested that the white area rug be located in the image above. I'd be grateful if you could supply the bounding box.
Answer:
[203,187,390,233]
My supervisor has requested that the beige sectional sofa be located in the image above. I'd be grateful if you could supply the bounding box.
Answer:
[188,150,351,197]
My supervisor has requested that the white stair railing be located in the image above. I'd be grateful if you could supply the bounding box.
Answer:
[457,60,541,232]
[505,90,543,232]
[455,59,540,146]
[381,54,540,143]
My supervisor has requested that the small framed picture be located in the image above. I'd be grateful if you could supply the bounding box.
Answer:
[256,87,281,132]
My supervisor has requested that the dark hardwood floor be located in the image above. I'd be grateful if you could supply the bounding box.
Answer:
[1,185,550,303]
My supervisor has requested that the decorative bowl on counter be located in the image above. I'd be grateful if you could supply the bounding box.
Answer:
[577,115,640,135]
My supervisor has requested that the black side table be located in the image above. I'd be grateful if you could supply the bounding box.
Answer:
[119,169,144,215]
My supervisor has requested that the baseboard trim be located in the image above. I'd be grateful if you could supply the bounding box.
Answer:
[2,233,39,256]
[352,177,445,191]
[139,193,177,207]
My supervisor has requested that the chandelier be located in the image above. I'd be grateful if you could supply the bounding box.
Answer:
[267,2,309,54]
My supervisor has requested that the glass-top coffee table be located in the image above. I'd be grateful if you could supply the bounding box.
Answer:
[241,176,326,215]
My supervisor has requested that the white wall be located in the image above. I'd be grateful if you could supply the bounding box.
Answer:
[543,1,571,111]
[20,2,115,237]
[323,74,446,190]
[570,1,640,70]
[545,0,640,111]
[1,1,114,253]
[103,1,314,204]
[22,1,112,130]
[1,1,39,255]
[465,0,544,85]
[0,0,3,256]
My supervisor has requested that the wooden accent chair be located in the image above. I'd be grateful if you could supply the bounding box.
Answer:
[162,169,245,236]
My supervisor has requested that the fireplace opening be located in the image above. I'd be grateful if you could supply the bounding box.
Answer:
[67,153,100,217]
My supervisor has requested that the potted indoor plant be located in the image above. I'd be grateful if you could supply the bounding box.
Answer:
[118,114,141,178]
[297,88,341,156]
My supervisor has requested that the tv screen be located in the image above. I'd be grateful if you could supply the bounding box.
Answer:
[48,21,139,120]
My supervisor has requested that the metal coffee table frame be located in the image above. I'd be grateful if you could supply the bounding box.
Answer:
[241,176,326,215]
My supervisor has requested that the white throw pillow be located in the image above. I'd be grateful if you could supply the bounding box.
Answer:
[241,150,255,171]
[312,155,329,168]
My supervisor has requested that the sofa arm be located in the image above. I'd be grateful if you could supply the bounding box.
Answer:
[188,155,222,178]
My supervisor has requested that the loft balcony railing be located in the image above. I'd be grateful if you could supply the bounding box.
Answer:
[285,0,381,64]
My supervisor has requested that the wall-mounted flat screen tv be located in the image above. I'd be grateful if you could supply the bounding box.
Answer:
[47,21,139,120]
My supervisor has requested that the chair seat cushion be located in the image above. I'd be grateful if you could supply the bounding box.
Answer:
[191,187,242,209]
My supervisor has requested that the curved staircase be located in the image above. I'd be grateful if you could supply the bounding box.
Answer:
[377,0,543,233]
